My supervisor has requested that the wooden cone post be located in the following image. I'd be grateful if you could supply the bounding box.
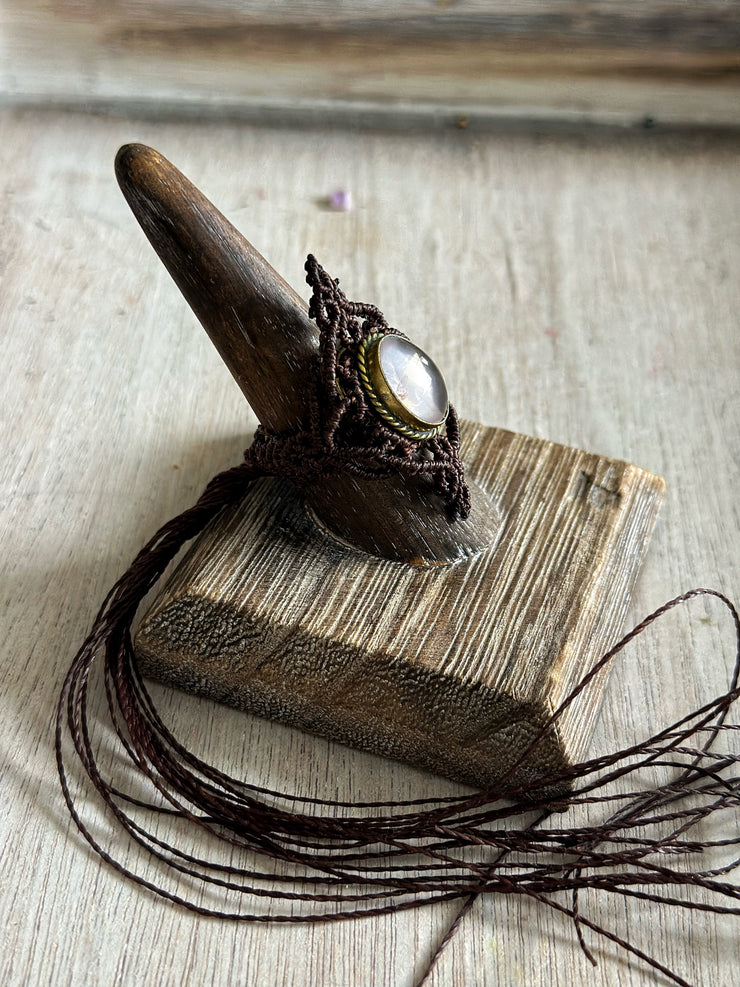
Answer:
[120,145,665,791]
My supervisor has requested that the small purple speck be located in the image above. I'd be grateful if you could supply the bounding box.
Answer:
[328,189,352,211]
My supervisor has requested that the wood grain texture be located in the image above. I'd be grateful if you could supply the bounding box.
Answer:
[2,2,740,129]
[135,425,664,791]
[0,110,738,986]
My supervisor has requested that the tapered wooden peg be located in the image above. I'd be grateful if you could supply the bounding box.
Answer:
[115,143,499,565]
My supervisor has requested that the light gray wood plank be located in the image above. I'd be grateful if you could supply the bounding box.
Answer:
[2,2,739,129]
[0,108,738,986]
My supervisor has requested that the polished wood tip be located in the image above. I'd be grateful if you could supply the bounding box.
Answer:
[116,143,318,433]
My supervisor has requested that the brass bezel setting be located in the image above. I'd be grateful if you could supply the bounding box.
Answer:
[356,333,449,441]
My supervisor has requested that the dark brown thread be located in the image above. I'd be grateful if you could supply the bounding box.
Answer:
[56,258,739,986]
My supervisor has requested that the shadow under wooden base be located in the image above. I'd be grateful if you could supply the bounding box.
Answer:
[135,420,664,792]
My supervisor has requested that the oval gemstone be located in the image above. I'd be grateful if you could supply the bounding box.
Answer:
[377,335,448,427]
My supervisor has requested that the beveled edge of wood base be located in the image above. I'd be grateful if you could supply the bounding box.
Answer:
[136,594,566,793]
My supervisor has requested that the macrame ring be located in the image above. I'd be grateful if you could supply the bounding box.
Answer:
[356,332,449,441]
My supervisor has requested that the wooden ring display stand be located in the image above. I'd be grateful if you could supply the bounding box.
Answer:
[119,145,665,792]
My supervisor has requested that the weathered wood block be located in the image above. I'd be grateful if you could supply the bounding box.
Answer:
[135,420,664,791]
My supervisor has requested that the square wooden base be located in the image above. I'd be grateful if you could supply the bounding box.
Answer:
[135,421,664,791]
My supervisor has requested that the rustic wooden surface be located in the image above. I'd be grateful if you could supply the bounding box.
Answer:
[136,427,663,792]
[1,108,739,985]
[3,1,740,129]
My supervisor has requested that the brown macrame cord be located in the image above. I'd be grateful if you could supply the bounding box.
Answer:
[57,258,740,987]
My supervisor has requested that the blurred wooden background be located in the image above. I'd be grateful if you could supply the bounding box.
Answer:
[1,3,739,986]
[3,1,740,128]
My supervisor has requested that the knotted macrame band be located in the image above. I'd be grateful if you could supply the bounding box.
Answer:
[245,255,469,518]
